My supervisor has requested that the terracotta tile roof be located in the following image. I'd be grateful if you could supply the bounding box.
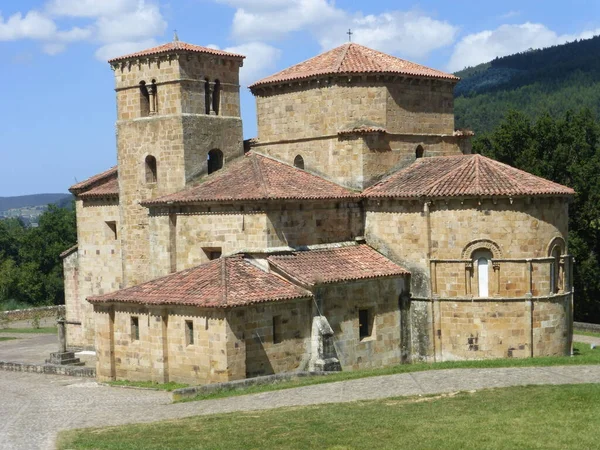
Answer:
[59,244,78,259]
[108,41,245,63]
[143,152,359,206]
[268,244,409,286]
[363,154,575,199]
[250,43,458,89]
[69,167,119,198]
[88,256,311,307]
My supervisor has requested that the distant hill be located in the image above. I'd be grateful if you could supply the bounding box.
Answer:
[454,35,600,134]
[0,194,72,213]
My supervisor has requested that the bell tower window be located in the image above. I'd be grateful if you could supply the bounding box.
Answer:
[212,80,221,115]
[208,149,223,174]
[149,79,158,115]
[140,81,150,117]
[145,155,157,183]
[204,78,211,115]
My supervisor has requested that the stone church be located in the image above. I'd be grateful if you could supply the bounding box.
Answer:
[62,37,575,385]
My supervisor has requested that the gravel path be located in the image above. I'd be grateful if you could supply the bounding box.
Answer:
[1,364,600,450]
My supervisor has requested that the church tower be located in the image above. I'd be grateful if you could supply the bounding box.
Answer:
[109,37,245,286]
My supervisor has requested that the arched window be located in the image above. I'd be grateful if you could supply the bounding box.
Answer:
[139,81,150,117]
[294,155,305,170]
[204,79,211,115]
[472,249,493,298]
[415,145,424,159]
[212,80,221,115]
[207,149,223,174]
[550,245,562,293]
[145,155,157,183]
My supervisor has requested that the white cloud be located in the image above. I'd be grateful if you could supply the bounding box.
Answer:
[223,42,282,86]
[448,23,600,72]
[319,11,457,59]
[217,1,457,60]
[499,10,521,20]
[94,39,158,61]
[0,11,58,41]
[46,0,139,18]
[1,1,166,60]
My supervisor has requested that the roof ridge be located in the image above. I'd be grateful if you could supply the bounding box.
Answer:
[474,154,480,192]
[250,154,269,199]
[221,258,228,305]
[334,43,352,73]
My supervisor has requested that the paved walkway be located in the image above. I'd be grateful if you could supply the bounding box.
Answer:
[1,364,599,450]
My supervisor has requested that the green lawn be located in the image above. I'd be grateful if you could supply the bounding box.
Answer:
[106,380,189,391]
[574,329,600,338]
[57,383,600,450]
[0,327,57,334]
[177,342,599,402]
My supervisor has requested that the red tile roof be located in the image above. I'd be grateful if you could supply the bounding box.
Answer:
[143,152,359,206]
[69,167,119,199]
[88,256,311,307]
[363,154,575,199]
[108,41,245,63]
[250,43,458,89]
[268,244,409,286]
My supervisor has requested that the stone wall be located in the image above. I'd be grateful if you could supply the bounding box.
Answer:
[319,277,407,370]
[68,198,122,348]
[227,298,313,378]
[0,305,65,323]
[148,201,364,276]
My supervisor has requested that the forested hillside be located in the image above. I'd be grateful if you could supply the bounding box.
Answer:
[454,35,600,134]
[0,193,72,212]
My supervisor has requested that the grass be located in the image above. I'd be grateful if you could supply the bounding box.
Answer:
[0,337,17,342]
[106,380,189,391]
[57,383,600,450]
[177,342,599,402]
[0,327,57,334]
[574,329,600,338]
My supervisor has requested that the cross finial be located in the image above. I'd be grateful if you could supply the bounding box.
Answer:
[173,30,179,42]
[347,29,353,42]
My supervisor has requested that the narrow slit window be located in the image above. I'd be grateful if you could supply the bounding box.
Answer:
[145,155,157,183]
[131,317,140,341]
[185,320,194,346]
[273,315,282,344]
[359,309,373,340]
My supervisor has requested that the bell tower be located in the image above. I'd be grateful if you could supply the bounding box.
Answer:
[109,38,245,286]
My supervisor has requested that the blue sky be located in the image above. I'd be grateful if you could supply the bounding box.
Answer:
[1,0,600,196]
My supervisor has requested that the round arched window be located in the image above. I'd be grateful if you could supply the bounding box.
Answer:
[208,149,224,174]
[294,155,305,170]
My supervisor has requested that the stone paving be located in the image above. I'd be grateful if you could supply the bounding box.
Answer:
[0,364,599,450]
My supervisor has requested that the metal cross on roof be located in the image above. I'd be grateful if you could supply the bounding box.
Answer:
[347,29,353,42]
[173,30,179,42]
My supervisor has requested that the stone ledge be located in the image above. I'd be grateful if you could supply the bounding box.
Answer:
[574,322,600,333]
[172,371,334,401]
[0,360,95,378]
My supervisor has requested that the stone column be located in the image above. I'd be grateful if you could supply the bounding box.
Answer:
[149,84,157,115]
[149,310,169,384]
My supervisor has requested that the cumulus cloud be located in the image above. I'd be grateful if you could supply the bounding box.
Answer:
[224,42,282,86]
[217,1,457,61]
[448,23,600,72]
[1,0,166,60]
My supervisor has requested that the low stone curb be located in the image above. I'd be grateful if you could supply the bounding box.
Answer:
[0,360,95,378]
[574,322,600,333]
[172,371,334,401]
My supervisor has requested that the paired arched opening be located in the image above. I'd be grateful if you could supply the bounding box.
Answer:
[139,80,158,117]
[204,79,211,115]
[145,155,157,183]
[415,145,424,159]
[208,149,224,174]
[294,155,305,170]
[212,80,221,115]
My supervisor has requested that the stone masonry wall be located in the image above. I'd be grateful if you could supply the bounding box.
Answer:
[227,298,313,379]
[68,198,122,348]
[320,277,407,370]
